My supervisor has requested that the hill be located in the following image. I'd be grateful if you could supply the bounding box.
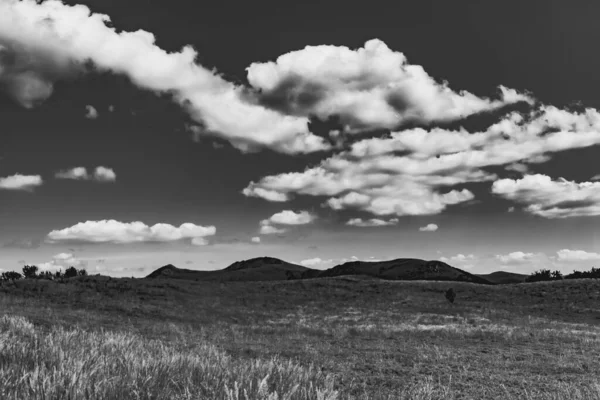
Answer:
[148,257,493,284]
[477,271,528,284]
[146,257,314,281]
[307,258,493,284]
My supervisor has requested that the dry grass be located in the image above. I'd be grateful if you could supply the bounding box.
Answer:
[0,314,338,400]
[1,276,600,398]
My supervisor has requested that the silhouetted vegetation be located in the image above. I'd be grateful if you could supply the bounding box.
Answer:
[565,267,600,280]
[526,267,600,283]
[0,271,22,281]
[22,265,38,279]
[445,288,456,303]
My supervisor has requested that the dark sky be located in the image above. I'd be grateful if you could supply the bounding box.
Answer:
[1,0,600,275]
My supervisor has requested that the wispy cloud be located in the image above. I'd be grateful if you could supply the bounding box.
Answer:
[0,174,42,191]
[419,223,439,232]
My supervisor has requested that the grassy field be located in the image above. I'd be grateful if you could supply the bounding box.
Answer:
[1,275,600,399]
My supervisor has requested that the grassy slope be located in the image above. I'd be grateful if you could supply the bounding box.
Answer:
[1,276,600,399]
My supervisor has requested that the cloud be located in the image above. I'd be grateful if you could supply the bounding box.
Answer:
[299,257,334,267]
[244,105,600,217]
[492,174,600,218]
[85,105,98,119]
[265,210,316,225]
[3,238,40,249]
[55,167,89,180]
[556,249,600,262]
[37,252,86,273]
[0,174,42,190]
[258,224,286,235]
[93,166,116,182]
[495,251,537,265]
[419,223,438,232]
[0,0,328,154]
[251,236,261,243]
[346,218,398,227]
[258,210,315,235]
[55,166,116,182]
[440,254,476,269]
[248,39,531,131]
[46,220,216,244]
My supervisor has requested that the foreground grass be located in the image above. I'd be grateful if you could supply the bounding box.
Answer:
[0,315,337,400]
[1,276,600,398]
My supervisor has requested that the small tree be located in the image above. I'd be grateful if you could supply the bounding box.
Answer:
[64,266,78,278]
[22,265,38,279]
[54,270,64,279]
[551,270,563,280]
[77,269,88,277]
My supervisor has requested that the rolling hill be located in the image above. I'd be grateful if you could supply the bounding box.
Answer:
[476,271,528,284]
[148,257,493,284]
[146,257,314,281]
[306,258,492,284]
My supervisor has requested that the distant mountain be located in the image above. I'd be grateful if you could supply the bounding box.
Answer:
[147,257,494,284]
[306,258,493,284]
[146,257,314,281]
[476,271,528,284]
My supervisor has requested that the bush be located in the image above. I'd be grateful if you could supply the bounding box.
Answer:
[64,267,78,278]
[22,265,38,279]
[0,271,22,281]
[77,269,88,277]
[565,267,600,279]
[526,269,564,283]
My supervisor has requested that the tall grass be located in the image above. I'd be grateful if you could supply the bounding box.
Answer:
[0,315,338,400]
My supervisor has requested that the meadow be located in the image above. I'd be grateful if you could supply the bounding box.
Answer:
[1,275,599,399]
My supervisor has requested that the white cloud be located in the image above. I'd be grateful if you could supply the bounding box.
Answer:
[419,223,438,232]
[556,249,600,262]
[0,0,328,154]
[299,257,334,267]
[495,251,537,265]
[492,174,600,218]
[0,174,42,191]
[85,105,98,119]
[266,210,316,225]
[244,105,600,217]
[37,252,85,273]
[93,166,116,182]
[258,210,315,235]
[46,220,216,244]
[440,254,476,269]
[346,218,398,227]
[247,39,531,131]
[55,166,116,182]
[190,237,208,246]
[251,236,261,243]
[55,167,89,180]
[258,224,286,235]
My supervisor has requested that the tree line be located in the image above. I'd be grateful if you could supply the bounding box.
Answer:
[526,267,600,282]
[0,265,87,281]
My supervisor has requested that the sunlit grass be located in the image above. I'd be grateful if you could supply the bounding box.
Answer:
[0,315,338,400]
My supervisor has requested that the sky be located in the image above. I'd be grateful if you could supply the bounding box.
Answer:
[2,0,600,276]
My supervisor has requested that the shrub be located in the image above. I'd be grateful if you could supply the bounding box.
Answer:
[64,267,78,278]
[22,265,38,279]
[0,271,22,281]
[445,288,456,303]
[526,269,564,283]
[77,268,88,277]
[565,267,600,279]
